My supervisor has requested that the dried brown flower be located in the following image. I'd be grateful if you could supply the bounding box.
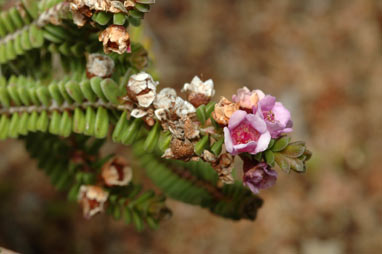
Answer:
[182,76,215,107]
[99,25,131,54]
[101,156,133,186]
[78,185,109,219]
[212,97,240,125]
[126,72,158,108]
[183,117,200,140]
[170,138,195,160]
[212,153,235,184]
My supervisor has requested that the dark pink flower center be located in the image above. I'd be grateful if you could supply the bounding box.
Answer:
[263,110,275,122]
[231,121,260,145]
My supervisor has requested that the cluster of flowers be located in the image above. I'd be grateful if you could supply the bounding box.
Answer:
[122,71,299,194]
[123,73,238,184]
[78,156,133,218]
[212,88,293,194]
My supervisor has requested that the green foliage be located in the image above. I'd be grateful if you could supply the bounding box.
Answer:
[133,139,263,221]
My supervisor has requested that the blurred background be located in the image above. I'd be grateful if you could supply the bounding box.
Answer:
[1,0,382,253]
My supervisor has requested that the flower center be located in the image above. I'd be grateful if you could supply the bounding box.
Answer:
[263,110,275,122]
[231,121,260,145]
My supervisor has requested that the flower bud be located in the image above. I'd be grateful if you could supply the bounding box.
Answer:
[78,185,109,219]
[101,156,133,186]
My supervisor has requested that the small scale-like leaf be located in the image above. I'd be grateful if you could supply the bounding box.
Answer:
[122,118,142,145]
[211,137,224,156]
[49,111,62,135]
[195,135,209,155]
[84,107,96,136]
[158,131,172,152]
[144,121,160,152]
[264,150,275,166]
[94,107,109,138]
[282,141,306,158]
[274,153,290,173]
[90,77,108,102]
[196,105,206,125]
[112,111,129,143]
[272,136,290,152]
[36,111,49,132]
[101,78,120,104]
[66,80,84,103]
[80,79,97,102]
[36,86,51,106]
[73,108,86,134]
[59,111,72,137]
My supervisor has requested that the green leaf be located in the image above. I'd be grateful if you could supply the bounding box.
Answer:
[271,136,290,152]
[0,115,10,140]
[132,210,144,232]
[66,81,84,103]
[36,86,51,106]
[36,111,49,132]
[59,111,72,137]
[264,150,275,166]
[274,153,290,173]
[211,137,224,156]
[49,111,62,135]
[112,111,129,143]
[158,131,172,152]
[122,118,142,145]
[90,77,108,102]
[101,78,120,104]
[144,121,160,152]
[196,105,206,125]
[94,107,109,138]
[73,108,86,134]
[80,79,97,102]
[282,141,306,158]
[195,135,209,155]
[84,107,96,136]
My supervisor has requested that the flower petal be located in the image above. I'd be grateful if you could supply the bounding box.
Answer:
[224,127,234,154]
[254,131,271,154]
[228,110,247,129]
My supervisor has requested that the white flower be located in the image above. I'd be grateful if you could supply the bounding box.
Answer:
[78,185,109,219]
[175,97,196,118]
[131,108,148,118]
[154,88,177,110]
[182,76,215,97]
[127,72,159,108]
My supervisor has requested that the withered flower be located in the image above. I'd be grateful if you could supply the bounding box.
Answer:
[99,25,131,54]
[183,116,200,140]
[170,138,195,160]
[126,72,158,108]
[86,53,115,78]
[154,88,177,121]
[78,185,109,219]
[212,153,235,184]
[174,97,196,118]
[182,76,215,107]
[212,97,240,125]
[101,156,133,186]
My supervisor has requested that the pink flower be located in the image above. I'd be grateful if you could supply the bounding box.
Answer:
[243,160,277,194]
[232,87,264,110]
[224,110,271,155]
[256,95,293,138]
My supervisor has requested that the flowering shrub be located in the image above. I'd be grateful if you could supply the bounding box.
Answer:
[0,0,311,231]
